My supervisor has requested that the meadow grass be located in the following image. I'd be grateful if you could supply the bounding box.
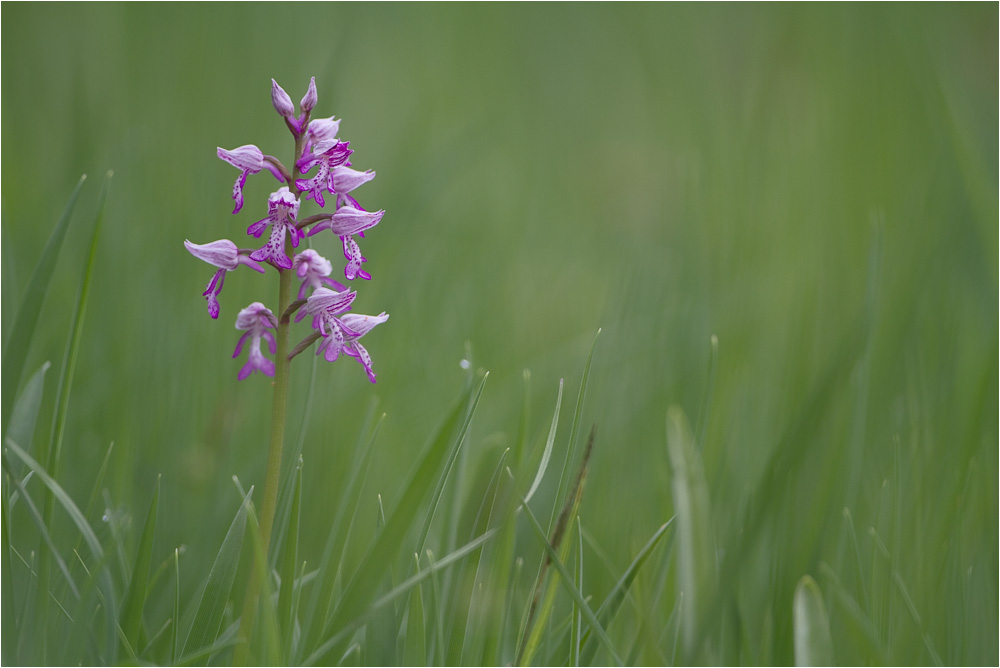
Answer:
[2,4,997,665]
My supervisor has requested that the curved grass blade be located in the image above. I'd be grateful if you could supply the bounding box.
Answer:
[1,174,86,436]
[524,379,563,504]
[578,517,674,665]
[1,491,16,665]
[549,329,600,531]
[5,361,50,450]
[302,529,497,667]
[403,554,426,666]
[513,479,622,667]
[299,407,383,658]
[366,494,397,667]
[243,496,282,666]
[120,475,159,651]
[666,406,715,663]
[315,374,488,666]
[793,575,834,667]
[181,486,252,661]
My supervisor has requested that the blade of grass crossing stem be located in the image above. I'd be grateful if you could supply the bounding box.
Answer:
[5,361,50,451]
[120,476,159,651]
[180,487,252,661]
[524,379,563,504]
[0,175,86,436]
[366,493,397,667]
[302,530,497,667]
[278,456,302,663]
[793,575,834,667]
[318,376,487,665]
[454,448,509,664]
[300,409,383,658]
[666,406,716,664]
[578,517,674,665]
[514,478,622,667]
[403,554,427,666]
[518,427,597,666]
[243,499,282,666]
[549,330,600,532]
[414,373,489,563]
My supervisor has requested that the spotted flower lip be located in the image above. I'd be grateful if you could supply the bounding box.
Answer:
[218,145,264,213]
[306,288,388,382]
[233,302,278,380]
[248,187,303,269]
[295,140,353,207]
[184,239,266,319]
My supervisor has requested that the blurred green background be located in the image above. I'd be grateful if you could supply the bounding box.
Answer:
[2,3,997,664]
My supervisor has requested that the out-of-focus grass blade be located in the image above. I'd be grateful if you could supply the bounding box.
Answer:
[578,517,674,666]
[403,554,426,666]
[0,174,86,436]
[513,369,531,470]
[2,487,18,664]
[314,374,487,666]
[793,575,834,667]
[172,547,181,664]
[453,448,509,664]
[278,456,302,663]
[120,475,159,651]
[524,379,562,504]
[549,329,600,531]
[666,406,715,664]
[5,361,50,451]
[181,486,252,661]
[570,516,583,667]
[366,493,397,667]
[243,497,282,666]
[695,334,719,447]
[413,372,489,560]
[819,562,887,665]
[299,408,383,658]
[302,529,497,667]
[513,478,622,667]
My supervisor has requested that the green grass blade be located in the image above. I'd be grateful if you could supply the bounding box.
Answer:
[172,547,181,664]
[578,517,674,665]
[666,406,715,663]
[413,372,490,561]
[299,408,383,657]
[0,174,86,436]
[403,554,427,666]
[366,493,398,667]
[181,486,252,661]
[549,329,600,532]
[793,575,834,667]
[1,491,17,665]
[278,456,302,663]
[120,475,159,651]
[5,361,50,450]
[524,379,563,504]
[303,529,497,667]
[243,496,282,666]
[514,480,622,667]
[571,516,583,667]
[316,374,487,665]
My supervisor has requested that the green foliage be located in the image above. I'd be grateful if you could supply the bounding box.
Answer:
[1,5,996,667]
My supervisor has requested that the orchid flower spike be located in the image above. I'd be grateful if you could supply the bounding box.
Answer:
[217,145,264,214]
[184,239,266,319]
[233,303,278,380]
[248,187,304,269]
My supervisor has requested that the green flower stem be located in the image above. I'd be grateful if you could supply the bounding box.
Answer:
[234,128,306,666]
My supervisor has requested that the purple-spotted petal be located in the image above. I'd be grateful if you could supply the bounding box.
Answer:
[218,145,264,172]
[306,287,357,316]
[340,312,389,338]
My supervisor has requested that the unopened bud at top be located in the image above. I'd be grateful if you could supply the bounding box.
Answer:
[300,77,317,112]
[271,79,295,118]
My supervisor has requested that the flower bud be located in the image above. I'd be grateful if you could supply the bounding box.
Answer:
[271,78,295,118]
[300,77,317,112]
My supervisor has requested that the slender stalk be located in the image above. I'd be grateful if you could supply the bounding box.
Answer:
[233,126,307,666]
